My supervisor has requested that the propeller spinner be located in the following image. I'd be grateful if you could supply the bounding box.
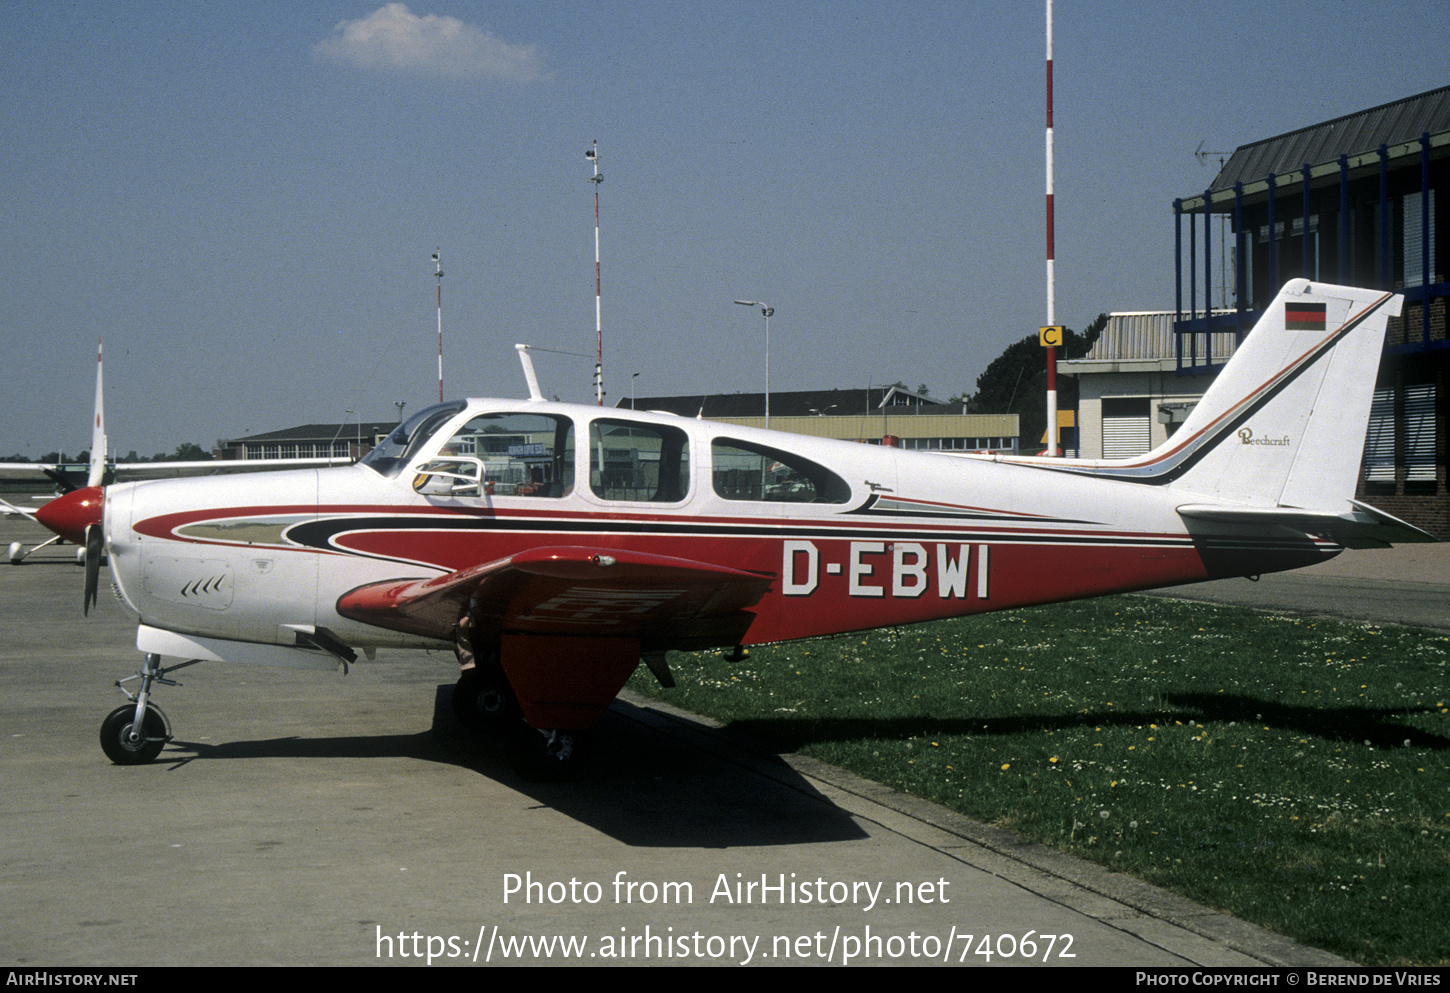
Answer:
[34,486,107,614]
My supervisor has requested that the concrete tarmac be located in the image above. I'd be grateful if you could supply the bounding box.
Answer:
[1144,541,1449,631]
[0,517,1365,967]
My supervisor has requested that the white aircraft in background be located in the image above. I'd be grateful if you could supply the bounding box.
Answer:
[2,342,350,564]
[35,281,1435,775]
[0,343,110,563]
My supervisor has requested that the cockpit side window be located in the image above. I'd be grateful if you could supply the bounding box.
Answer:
[588,419,690,502]
[415,412,575,498]
[358,401,467,478]
[711,438,852,503]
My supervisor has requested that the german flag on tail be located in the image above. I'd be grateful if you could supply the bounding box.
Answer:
[1285,300,1327,331]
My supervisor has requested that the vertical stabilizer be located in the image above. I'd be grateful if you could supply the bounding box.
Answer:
[88,340,107,489]
[1158,280,1400,510]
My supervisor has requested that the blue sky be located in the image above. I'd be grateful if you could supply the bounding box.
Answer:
[3,1,1446,459]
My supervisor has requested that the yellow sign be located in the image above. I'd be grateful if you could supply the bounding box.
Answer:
[1039,325,1064,348]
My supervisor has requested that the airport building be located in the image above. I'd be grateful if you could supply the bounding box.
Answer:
[621,386,1020,453]
[1062,310,1234,459]
[217,386,1021,466]
[216,422,397,461]
[1073,85,1447,538]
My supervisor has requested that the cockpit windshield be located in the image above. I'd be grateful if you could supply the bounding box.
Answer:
[357,401,466,477]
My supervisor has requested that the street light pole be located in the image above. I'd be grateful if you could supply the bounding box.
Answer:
[733,300,773,428]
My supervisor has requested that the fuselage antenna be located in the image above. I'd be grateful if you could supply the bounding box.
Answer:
[516,345,544,401]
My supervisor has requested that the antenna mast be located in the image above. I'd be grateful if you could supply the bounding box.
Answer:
[432,249,444,402]
[1195,142,1235,310]
[1043,0,1059,457]
[586,141,604,405]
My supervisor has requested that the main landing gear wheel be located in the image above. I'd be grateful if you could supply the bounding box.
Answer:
[508,725,587,781]
[451,664,515,731]
[99,704,167,765]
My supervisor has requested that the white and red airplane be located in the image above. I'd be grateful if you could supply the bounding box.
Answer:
[35,280,1435,772]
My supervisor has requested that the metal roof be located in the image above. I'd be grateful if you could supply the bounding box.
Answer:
[621,386,950,419]
[1209,85,1450,193]
[228,422,398,444]
[1075,311,1234,364]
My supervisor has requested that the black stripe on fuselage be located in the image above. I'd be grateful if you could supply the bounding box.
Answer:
[281,511,1323,560]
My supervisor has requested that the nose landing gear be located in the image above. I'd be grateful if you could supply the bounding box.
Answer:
[99,653,201,765]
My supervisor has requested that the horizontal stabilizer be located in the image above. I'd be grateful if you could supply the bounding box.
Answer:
[1177,500,1437,549]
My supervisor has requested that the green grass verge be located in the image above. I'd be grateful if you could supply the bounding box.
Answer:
[625,595,1450,965]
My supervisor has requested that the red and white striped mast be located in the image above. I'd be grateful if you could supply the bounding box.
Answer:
[1043,0,1059,456]
[432,248,444,402]
[586,140,604,405]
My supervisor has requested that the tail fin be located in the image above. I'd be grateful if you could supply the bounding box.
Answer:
[1151,280,1432,545]
[87,339,107,489]
[1167,280,1398,505]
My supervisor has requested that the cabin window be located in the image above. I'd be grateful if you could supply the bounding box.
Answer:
[417,412,575,497]
[711,439,852,504]
[359,401,467,477]
[588,420,690,502]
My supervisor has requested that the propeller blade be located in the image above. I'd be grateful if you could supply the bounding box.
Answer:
[43,467,78,495]
[83,523,103,616]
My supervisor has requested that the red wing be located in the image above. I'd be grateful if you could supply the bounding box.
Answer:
[335,545,774,651]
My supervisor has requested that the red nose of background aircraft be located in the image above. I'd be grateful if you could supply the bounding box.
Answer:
[34,486,104,546]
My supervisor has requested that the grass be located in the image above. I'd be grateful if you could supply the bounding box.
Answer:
[625,595,1450,965]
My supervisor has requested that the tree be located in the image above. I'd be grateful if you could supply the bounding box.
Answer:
[170,442,212,462]
[968,314,1106,452]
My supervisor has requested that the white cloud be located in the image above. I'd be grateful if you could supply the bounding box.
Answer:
[312,3,547,81]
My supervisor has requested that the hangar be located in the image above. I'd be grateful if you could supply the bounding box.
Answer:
[622,386,1020,453]
[216,422,396,462]
[215,386,1020,466]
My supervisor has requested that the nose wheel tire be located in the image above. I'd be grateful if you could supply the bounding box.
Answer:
[99,704,168,765]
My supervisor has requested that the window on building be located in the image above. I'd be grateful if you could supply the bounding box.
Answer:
[1101,397,1152,459]
[1405,381,1437,490]
[1363,386,1396,487]
[1362,381,1438,494]
[1402,190,1437,287]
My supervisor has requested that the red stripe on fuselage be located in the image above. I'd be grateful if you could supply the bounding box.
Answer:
[129,503,1335,644]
